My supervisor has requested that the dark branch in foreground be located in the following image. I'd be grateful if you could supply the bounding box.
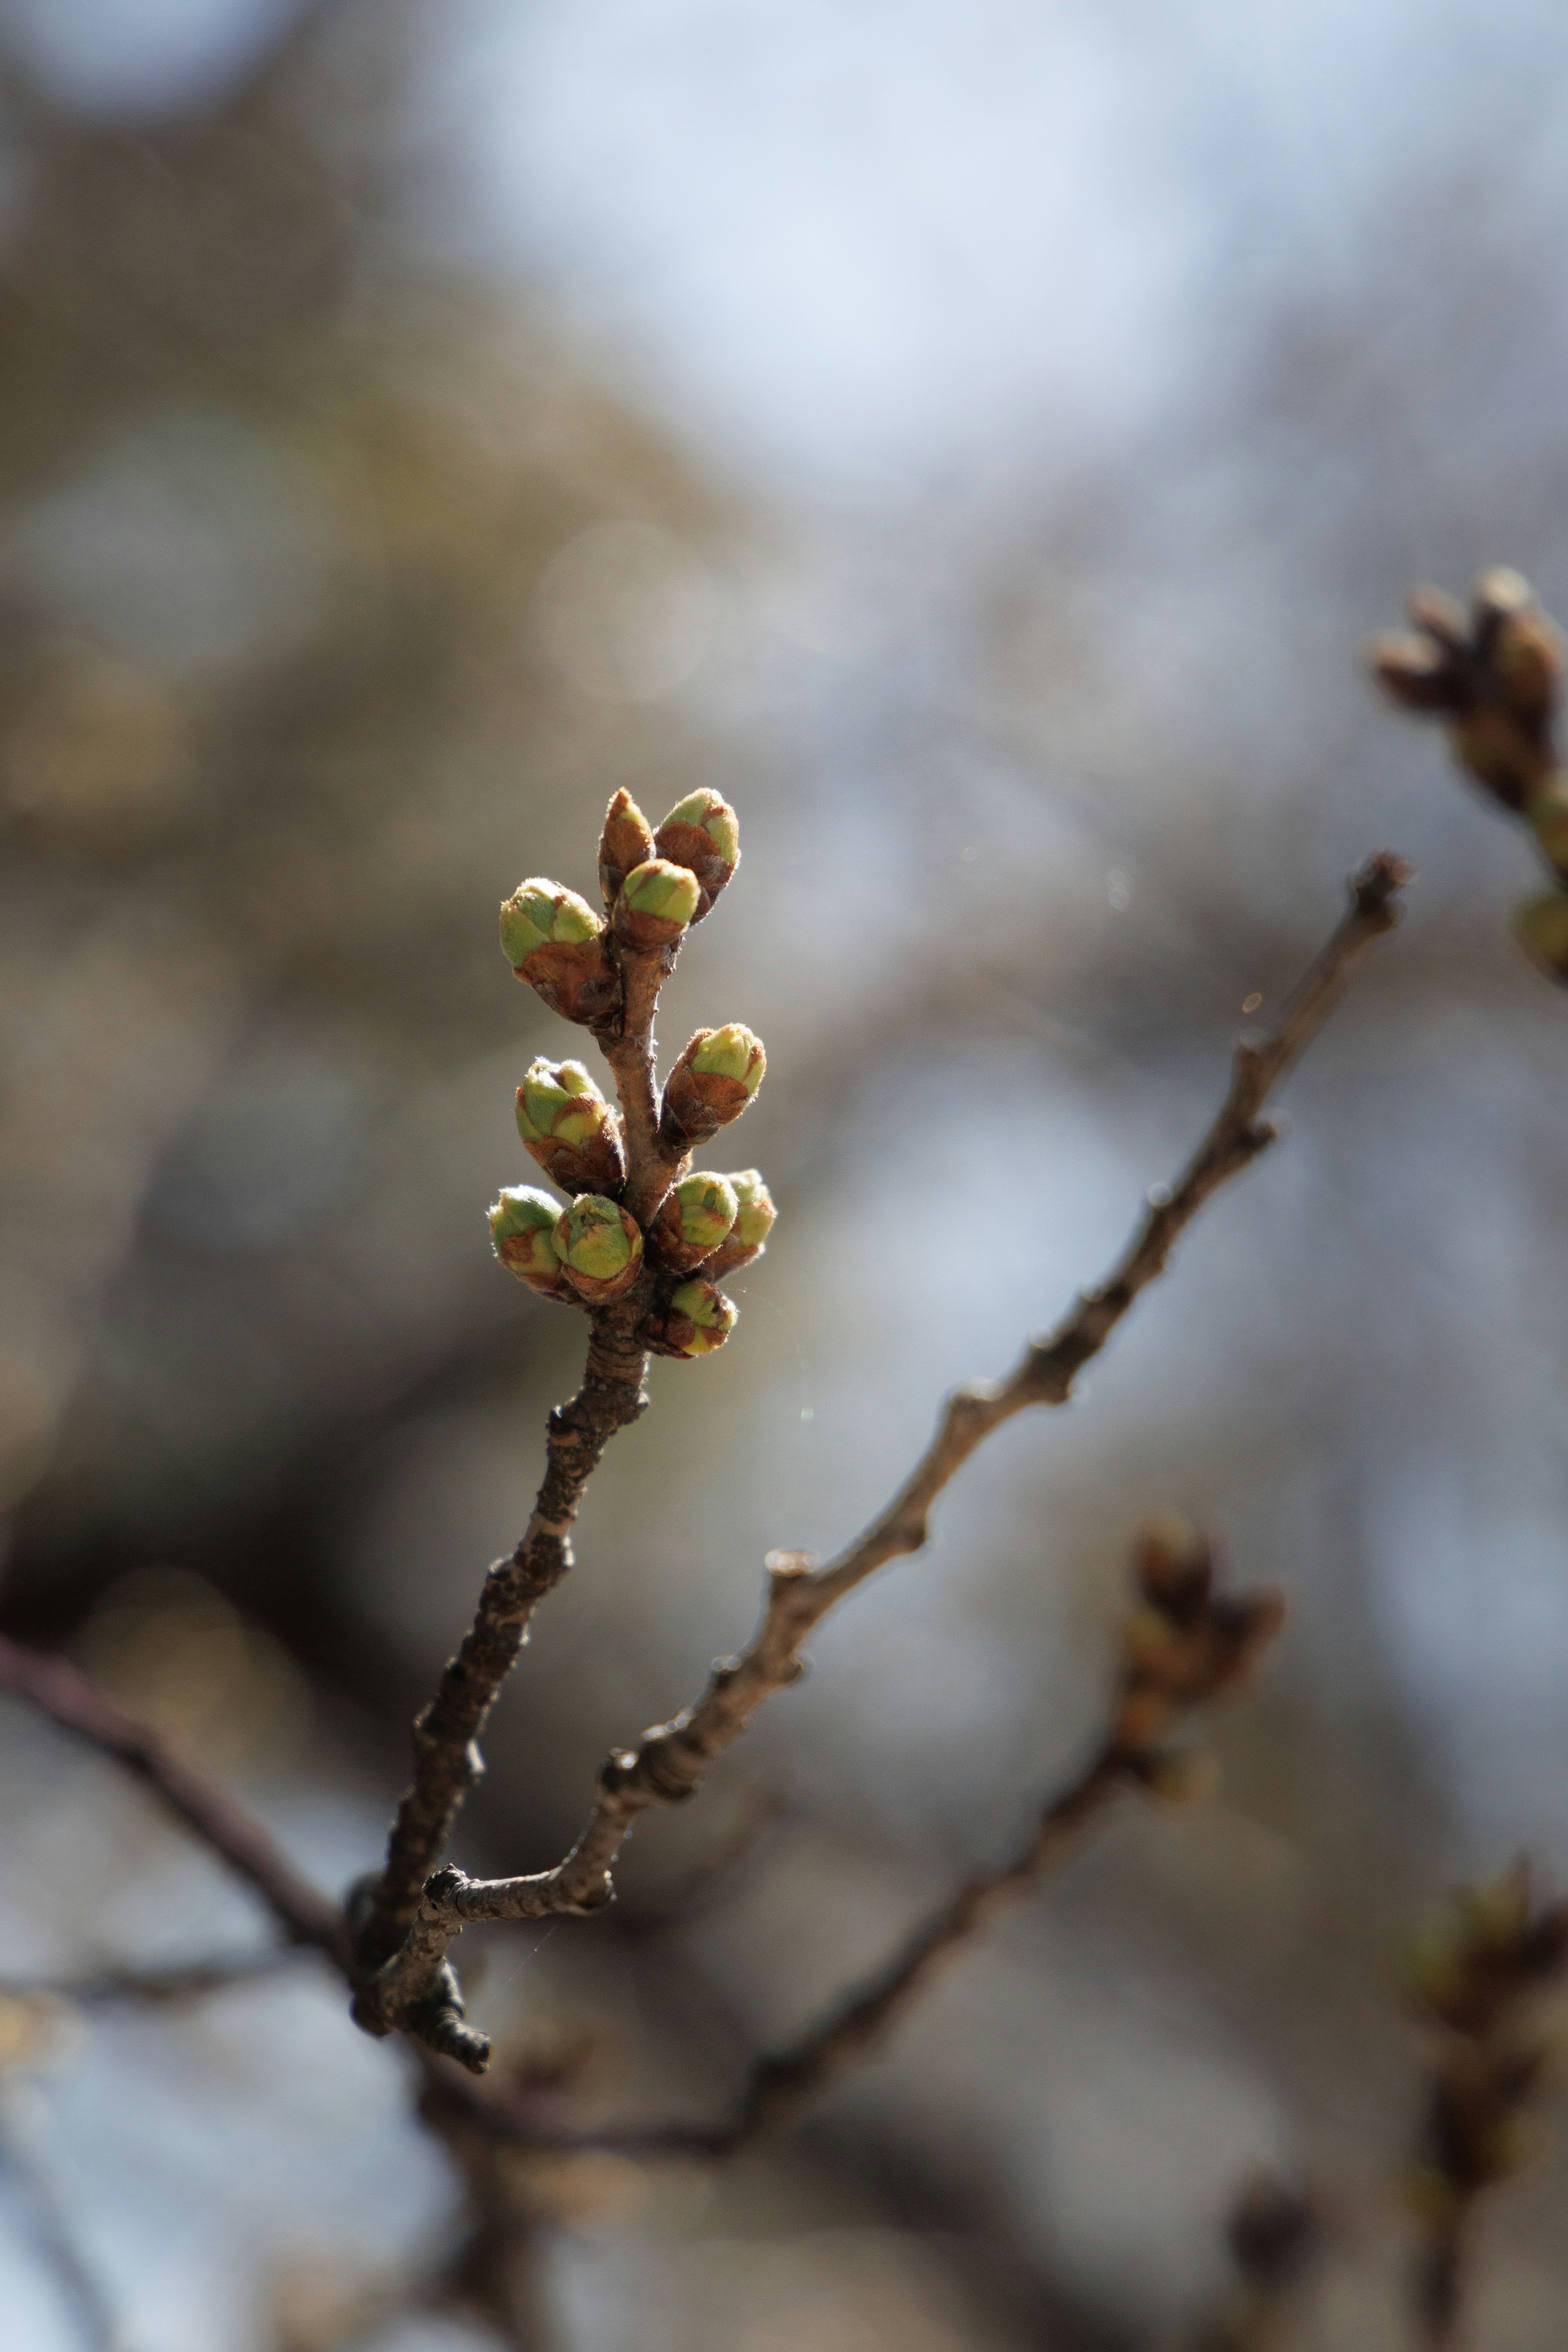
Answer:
[369,852,1410,2071]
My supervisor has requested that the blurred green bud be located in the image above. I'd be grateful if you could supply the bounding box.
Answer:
[655,1278,738,1359]
[598,788,657,909]
[552,1192,644,1302]
[650,1170,739,1273]
[1514,889,1568,984]
[654,786,740,919]
[613,857,702,951]
[1142,1749,1220,1808]
[501,878,619,1025]
[705,1168,776,1276]
[661,1023,766,1147]
[515,1058,625,1194]
[488,1187,569,1299]
[1527,777,1568,880]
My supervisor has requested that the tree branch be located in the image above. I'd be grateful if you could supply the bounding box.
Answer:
[377,851,1408,2051]
[0,1635,343,1960]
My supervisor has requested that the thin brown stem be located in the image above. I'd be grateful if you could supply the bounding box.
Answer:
[0,1635,343,1959]
[385,851,1408,2021]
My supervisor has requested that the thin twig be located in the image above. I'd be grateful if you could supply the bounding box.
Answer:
[0,2092,121,2352]
[379,853,1408,2040]
[0,1949,312,2010]
[0,1636,343,1960]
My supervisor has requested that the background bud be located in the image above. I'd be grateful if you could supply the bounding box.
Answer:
[613,858,701,951]
[488,1187,569,1299]
[1527,778,1568,879]
[598,788,657,908]
[654,787,740,919]
[661,1023,766,1146]
[1142,1749,1220,1807]
[1369,630,1460,715]
[650,1171,739,1273]
[551,1193,644,1302]
[501,878,619,1025]
[653,1278,737,1359]
[1514,889,1568,984]
[516,1058,625,1194]
[705,1168,776,1276]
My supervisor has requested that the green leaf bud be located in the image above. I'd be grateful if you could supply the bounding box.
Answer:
[654,1278,738,1359]
[551,1192,644,1302]
[515,1058,625,1194]
[654,786,740,919]
[612,857,702,951]
[660,1023,766,1147]
[1526,777,1568,880]
[488,1187,570,1299]
[501,878,619,1025]
[705,1168,776,1276]
[1514,889,1568,985]
[598,788,657,908]
[650,1170,739,1273]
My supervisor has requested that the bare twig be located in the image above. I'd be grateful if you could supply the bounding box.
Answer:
[0,1949,312,2010]
[0,1635,342,1960]
[0,2093,121,2352]
[376,853,1407,2056]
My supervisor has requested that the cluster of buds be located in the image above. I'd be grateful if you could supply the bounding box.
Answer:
[1370,569,1568,983]
[1109,1517,1286,1794]
[489,786,773,1360]
[1403,1861,1568,2246]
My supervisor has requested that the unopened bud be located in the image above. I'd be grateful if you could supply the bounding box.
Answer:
[650,1171,739,1273]
[501,878,619,1025]
[1492,604,1565,728]
[598,788,657,909]
[1134,1513,1212,1612]
[488,1187,569,1300]
[613,858,701,951]
[654,787,740,920]
[552,1194,644,1302]
[516,1058,625,1194]
[1369,630,1459,715]
[1527,778,1568,879]
[653,1278,737,1359]
[1514,889,1568,984]
[661,1023,766,1147]
[705,1168,777,1276]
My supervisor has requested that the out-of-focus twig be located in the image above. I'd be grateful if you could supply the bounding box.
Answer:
[0,2092,121,2352]
[1403,1861,1568,2347]
[0,1949,312,2010]
[1190,2175,1323,2351]
[0,1635,343,1960]
[384,854,1407,2025]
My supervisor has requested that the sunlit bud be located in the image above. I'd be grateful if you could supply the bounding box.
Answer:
[1527,779,1568,879]
[488,1187,569,1300]
[653,1278,737,1359]
[650,1171,739,1273]
[551,1194,644,1303]
[705,1168,776,1276]
[1493,604,1565,728]
[1513,889,1568,984]
[501,878,619,1025]
[598,788,657,908]
[515,1058,625,1194]
[654,787,740,920]
[1142,1749,1220,1807]
[660,1023,766,1146]
[612,858,702,951]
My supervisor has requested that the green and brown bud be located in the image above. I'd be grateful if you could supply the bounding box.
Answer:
[612,858,702,951]
[651,1278,737,1359]
[501,878,619,1025]
[660,1023,766,1147]
[488,1187,570,1300]
[1526,777,1568,880]
[515,1058,625,1194]
[650,1170,740,1273]
[1513,889,1568,985]
[551,1193,644,1303]
[654,787,740,920]
[598,788,657,909]
[704,1168,776,1276]
[1370,572,1563,814]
